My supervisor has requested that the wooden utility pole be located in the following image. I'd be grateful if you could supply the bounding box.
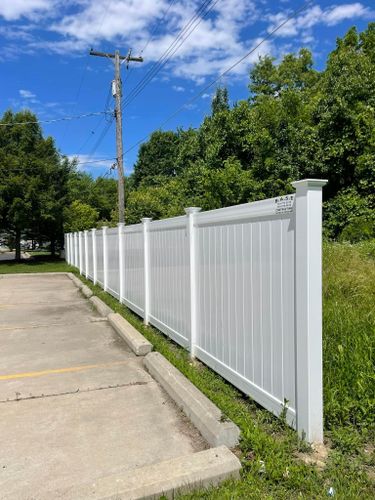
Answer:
[89,49,143,223]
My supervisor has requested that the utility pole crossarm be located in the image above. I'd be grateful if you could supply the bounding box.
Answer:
[89,49,143,63]
[90,48,143,224]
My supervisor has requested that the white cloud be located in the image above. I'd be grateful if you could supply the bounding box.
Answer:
[46,0,261,81]
[68,154,115,171]
[0,0,266,81]
[267,3,373,39]
[2,1,373,84]
[172,85,185,92]
[19,89,36,99]
[52,1,164,43]
[0,0,54,21]
[324,3,371,25]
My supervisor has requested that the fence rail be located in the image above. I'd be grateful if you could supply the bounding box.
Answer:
[65,178,327,442]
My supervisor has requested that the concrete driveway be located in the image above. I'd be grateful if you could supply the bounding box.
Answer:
[0,274,207,499]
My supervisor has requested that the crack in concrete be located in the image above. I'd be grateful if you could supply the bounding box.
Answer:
[0,381,149,404]
[0,318,107,331]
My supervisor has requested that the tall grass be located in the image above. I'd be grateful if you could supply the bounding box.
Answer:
[323,241,375,437]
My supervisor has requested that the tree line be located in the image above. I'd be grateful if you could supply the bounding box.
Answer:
[0,111,117,258]
[0,24,374,259]
[127,24,374,241]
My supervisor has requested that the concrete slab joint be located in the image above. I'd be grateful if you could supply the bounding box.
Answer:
[80,284,93,299]
[108,313,153,356]
[71,275,84,289]
[144,352,241,448]
[89,296,114,317]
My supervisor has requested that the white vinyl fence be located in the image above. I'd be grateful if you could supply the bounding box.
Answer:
[65,178,327,442]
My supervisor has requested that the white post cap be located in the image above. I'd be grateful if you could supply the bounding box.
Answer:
[292,179,328,191]
[185,207,201,215]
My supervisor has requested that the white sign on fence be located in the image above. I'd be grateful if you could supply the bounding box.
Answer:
[65,178,327,442]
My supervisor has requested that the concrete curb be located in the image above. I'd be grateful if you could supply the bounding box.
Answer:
[80,284,93,298]
[108,313,153,356]
[48,445,241,500]
[70,275,84,289]
[144,352,240,448]
[89,296,114,317]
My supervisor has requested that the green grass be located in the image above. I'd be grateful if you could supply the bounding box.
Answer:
[322,241,375,457]
[27,250,52,257]
[0,254,70,274]
[1,243,374,498]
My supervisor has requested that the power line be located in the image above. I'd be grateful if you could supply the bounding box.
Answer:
[124,0,315,155]
[141,0,178,56]
[0,156,118,174]
[76,82,114,155]
[124,0,178,86]
[121,0,218,109]
[0,111,111,127]
[122,0,217,107]
[86,117,115,161]
[89,49,143,223]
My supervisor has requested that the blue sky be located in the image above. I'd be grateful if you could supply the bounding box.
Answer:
[0,0,373,178]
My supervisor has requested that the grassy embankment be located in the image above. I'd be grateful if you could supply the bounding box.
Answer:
[1,243,374,498]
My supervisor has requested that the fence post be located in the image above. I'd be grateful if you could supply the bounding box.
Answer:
[118,223,125,303]
[74,232,78,268]
[65,234,69,263]
[102,226,108,292]
[84,230,89,278]
[185,207,201,358]
[142,218,152,325]
[78,231,83,274]
[92,228,97,285]
[292,178,327,443]
[70,233,74,266]
[68,234,72,264]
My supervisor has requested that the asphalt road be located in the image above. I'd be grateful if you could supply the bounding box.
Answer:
[0,251,28,261]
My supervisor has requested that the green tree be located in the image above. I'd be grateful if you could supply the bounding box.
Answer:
[64,200,99,232]
[211,86,229,114]
[133,130,180,186]
[313,24,375,199]
[67,171,117,223]
[127,24,375,240]
[0,110,71,259]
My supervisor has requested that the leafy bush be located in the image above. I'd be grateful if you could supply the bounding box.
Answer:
[323,188,375,241]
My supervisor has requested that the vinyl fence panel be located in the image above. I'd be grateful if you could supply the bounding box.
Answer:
[195,206,296,424]
[122,224,145,316]
[148,216,191,348]
[106,227,120,299]
[95,229,104,287]
[66,179,327,443]
[87,230,94,280]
